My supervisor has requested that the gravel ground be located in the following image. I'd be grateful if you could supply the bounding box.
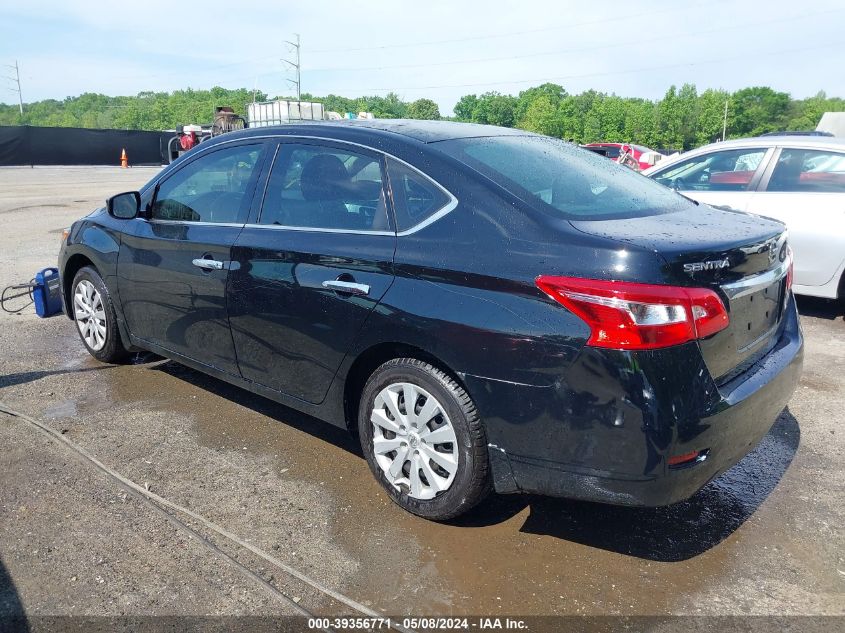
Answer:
[0,167,843,628]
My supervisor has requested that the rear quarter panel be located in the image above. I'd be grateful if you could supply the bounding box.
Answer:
[343,148,670,390]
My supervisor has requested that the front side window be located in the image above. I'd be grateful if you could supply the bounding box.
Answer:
[152,144,262,223]
[437,136,689,220]
[767,148,845,193]
[652,148,767,192]
[259,143,389,231]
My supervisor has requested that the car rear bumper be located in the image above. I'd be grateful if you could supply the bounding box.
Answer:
[465,294,804,506]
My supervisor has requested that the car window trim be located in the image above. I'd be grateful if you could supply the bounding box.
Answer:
[147,139,269,226]
[162,133,458,236]
[143,220,247,228]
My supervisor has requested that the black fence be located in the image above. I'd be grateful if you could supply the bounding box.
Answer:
[0,125,173,167]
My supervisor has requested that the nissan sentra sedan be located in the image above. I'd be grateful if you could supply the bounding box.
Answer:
[59,121,803,520]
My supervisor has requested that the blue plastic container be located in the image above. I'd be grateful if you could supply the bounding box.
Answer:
[33,267,63,318]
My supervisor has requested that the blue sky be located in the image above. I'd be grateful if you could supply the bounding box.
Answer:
[2,0,845,115]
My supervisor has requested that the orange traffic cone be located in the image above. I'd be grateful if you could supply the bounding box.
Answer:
[120,148,128,168]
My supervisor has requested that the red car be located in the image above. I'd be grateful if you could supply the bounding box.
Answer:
[582,143,658,171]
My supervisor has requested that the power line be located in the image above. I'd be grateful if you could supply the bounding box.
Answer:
[306,0,725,54]
[22,4,704,86]
[112,53,281,83]
[341,41,841,92]
[306,8,845,74]
[1,60,23,115]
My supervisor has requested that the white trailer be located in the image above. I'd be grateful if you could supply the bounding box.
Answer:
[247,100,326,127]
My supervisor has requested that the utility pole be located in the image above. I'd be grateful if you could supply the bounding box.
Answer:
[722,98,729,142]
[2,60,24,116]
[282,34,301,102]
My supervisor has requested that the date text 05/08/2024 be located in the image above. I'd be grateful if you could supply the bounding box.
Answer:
[307,617,528,630]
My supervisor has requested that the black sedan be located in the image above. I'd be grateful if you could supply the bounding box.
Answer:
[59,121,803,520]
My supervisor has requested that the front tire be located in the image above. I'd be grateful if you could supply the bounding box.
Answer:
[358,358,491,520]
[71,266,129,363]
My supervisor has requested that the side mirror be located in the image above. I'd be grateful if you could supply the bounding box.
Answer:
[107,191,141,219]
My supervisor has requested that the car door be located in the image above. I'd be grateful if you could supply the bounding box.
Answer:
[227,139,396,404]
[650,146,774,211]
[746,146,845,289]
[117,141,268,374]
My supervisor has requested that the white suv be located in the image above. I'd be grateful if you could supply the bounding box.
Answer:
[645,136,845,300]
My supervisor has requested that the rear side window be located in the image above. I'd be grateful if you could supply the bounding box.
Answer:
[767,148,845,193]
[387,158,452,232]
[652,148,767,192]
[437,136,689,220]
[259,143,390,231]
[152,144,262,223]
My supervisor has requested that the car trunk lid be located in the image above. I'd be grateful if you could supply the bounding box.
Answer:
[570,205,791,383]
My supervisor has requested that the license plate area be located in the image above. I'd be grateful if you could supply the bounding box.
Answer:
[730,279,783,352]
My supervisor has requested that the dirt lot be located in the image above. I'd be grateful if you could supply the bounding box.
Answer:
[0,167,843,629]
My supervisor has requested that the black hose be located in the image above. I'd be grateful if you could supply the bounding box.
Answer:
[1,280,36,314]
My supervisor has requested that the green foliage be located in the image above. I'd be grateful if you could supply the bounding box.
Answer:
[729,86,790,137]
[2,83,843,152]
[447,83,841,151]
[453,94,479,121]
[468,92,518,127]
[407,98,441,120]
[514,83,567,124]
[785,91,845,131]
[695,88,730,146]
[0,87,264,130]
[516,94,561,137]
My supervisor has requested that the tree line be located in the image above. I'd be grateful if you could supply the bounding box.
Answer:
[454,84,844,150]
[1,83,842,151]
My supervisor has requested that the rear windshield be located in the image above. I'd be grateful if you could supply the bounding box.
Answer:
[436,136,690,220]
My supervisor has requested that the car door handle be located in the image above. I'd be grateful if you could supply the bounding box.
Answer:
[192,258,225,270]
[321,280,370,296]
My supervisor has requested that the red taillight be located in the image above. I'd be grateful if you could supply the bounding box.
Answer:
[535,276,730,350]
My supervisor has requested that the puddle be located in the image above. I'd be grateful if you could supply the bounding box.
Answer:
[42,399,78,419]
[94,358,806,616]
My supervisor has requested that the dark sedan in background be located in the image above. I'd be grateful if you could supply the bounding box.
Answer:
[59,121,802,520]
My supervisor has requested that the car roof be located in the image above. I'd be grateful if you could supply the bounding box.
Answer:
[213,119,536,145]
[688,136,845,151]
[335,119,536,142]
[644,135,845,174]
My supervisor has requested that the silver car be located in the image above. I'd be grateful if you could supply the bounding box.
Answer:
[644,136,845,300]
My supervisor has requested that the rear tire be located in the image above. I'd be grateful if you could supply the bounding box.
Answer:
[358,358,491,520]
[71,266,129,363]
[838,271,845,306]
